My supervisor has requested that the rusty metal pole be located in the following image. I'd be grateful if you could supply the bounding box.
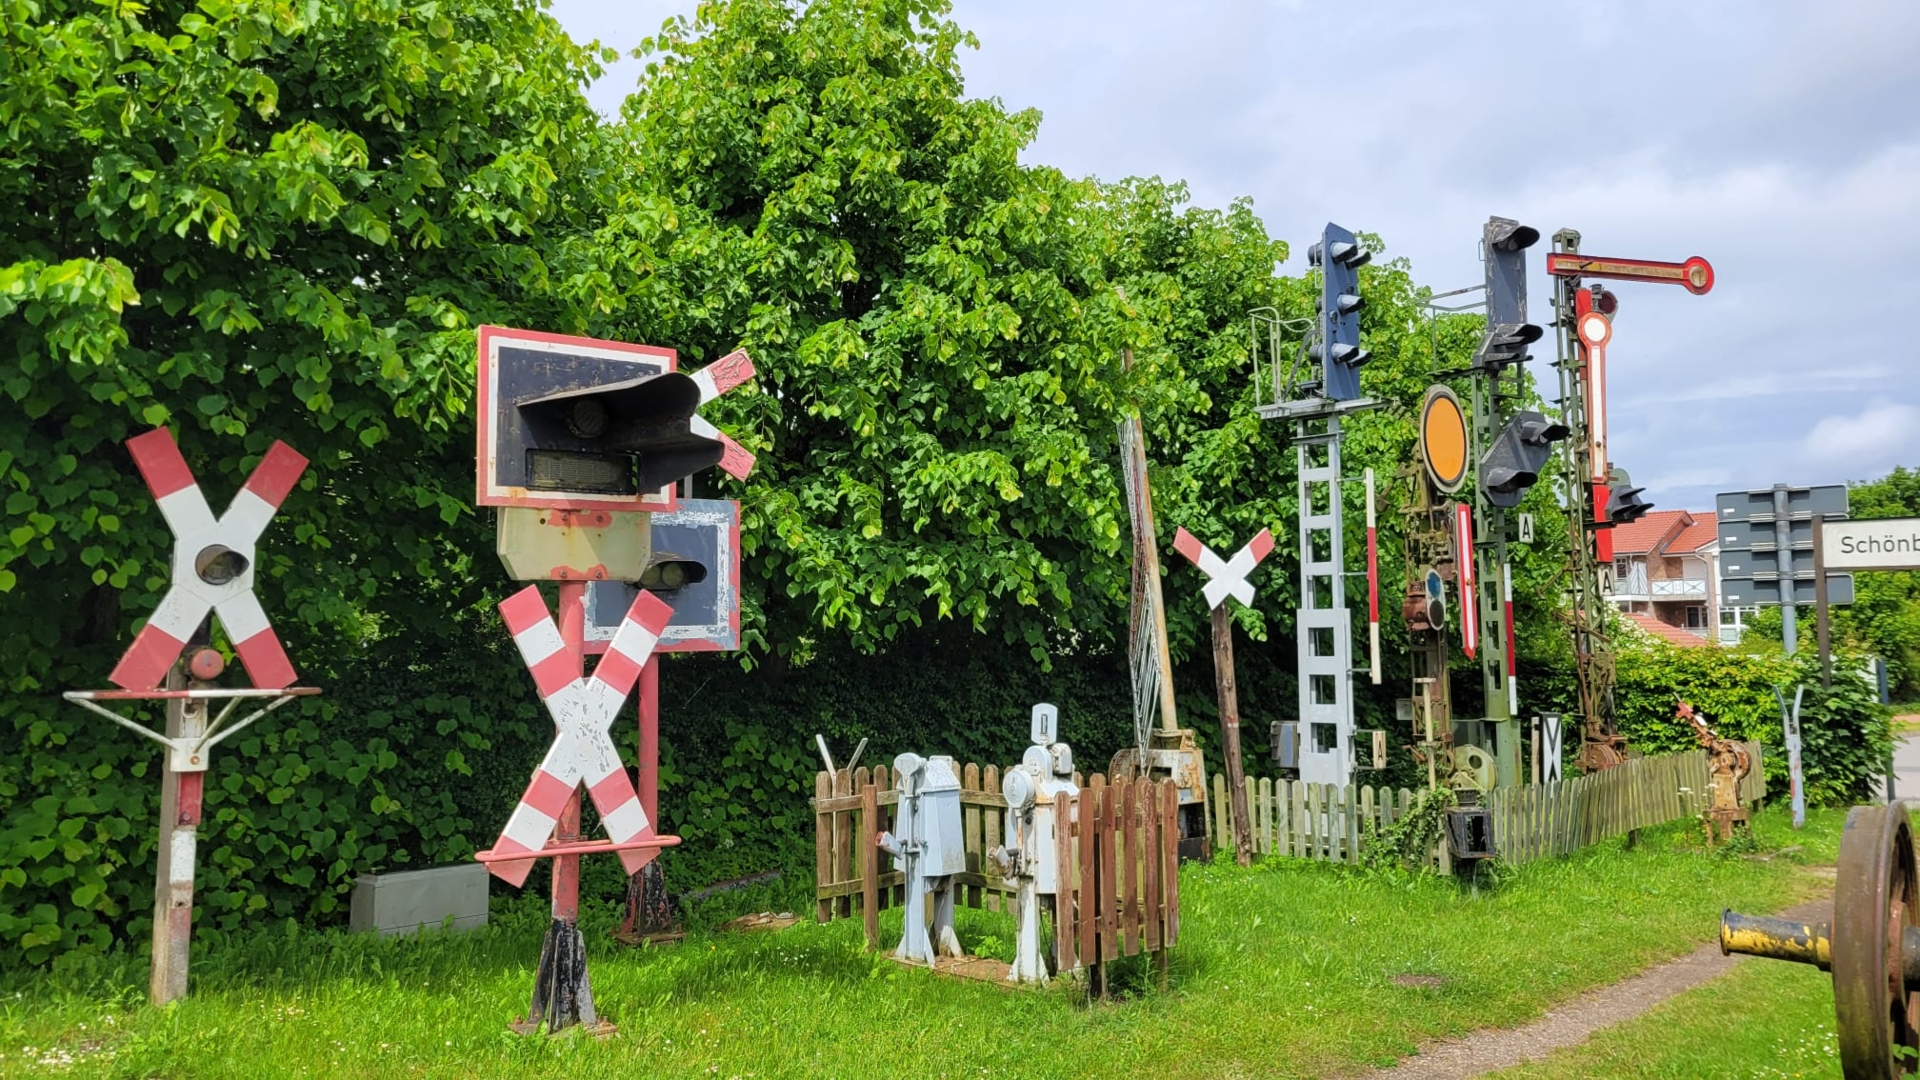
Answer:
[618,655,680,944]
[149,661,205,1005]
[1212,606,1254,867]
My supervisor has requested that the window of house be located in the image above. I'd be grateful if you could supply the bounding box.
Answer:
[1685,605,1704,629]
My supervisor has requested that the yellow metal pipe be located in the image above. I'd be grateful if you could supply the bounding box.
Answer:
[1720,910,1832,971]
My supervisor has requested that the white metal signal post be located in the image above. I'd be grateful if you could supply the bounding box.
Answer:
[64,427,318,1005]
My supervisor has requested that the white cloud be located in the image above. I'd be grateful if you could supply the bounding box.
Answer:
[1803,400,1920,472]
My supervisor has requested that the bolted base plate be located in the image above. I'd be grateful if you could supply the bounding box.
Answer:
[514,917,605,1036]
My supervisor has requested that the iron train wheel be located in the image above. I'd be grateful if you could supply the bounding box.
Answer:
[1833,802,1920,1078]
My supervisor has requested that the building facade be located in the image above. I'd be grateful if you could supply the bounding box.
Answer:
[1606,509,1724,643]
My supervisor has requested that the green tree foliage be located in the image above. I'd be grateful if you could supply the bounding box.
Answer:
[562,0,1204,662]
[1,0,611,964]
[1610,641,1889,807]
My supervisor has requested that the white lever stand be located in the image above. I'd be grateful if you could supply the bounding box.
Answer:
[877,752,965,966]
[991,703,1080,985]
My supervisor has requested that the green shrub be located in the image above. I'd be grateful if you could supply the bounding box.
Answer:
[1612,640,1890,807]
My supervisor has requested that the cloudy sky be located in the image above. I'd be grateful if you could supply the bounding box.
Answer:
[550,0,1920,512]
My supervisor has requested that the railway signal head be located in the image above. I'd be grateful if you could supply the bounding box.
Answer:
[1472,322,1544,370]
[477,328,756,512]
[1308,222,1372,401]
[1479,410,1569,509]
[1608,479,1654,524]
[1477,216,1544,370]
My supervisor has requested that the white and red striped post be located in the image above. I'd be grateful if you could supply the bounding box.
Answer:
[490,583,672,1033]
[1365,467,1380,685]
[1455,503,1479,659]
[149,663,203,1005]
[1503,563,1518,715]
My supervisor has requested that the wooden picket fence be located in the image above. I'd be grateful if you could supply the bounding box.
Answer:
[1210,771,1443,868]
[812,763,1180,989]
[1212,742,1766,867]
[1484,741,1766,864]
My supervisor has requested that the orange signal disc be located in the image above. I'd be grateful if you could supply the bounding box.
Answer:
[1420,386,1469,494]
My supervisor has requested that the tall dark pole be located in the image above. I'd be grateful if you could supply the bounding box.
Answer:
[1211,605,1254,867]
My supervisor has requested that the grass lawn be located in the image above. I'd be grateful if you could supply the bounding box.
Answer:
[0,805,1843,1079]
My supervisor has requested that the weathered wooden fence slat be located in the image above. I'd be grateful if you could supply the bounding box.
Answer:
[1192,743,1767,870]
[811,767,1182,993]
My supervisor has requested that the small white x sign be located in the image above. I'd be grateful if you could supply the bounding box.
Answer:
[1173,527,1275,610]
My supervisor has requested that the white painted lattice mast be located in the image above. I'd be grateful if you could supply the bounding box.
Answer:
[1295,423,1356,785]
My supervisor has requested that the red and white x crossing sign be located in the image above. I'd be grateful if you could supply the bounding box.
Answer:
[1172,527,1275,610]
[487,584,672,887]
[688,348,758,481]
[110,428,308,691]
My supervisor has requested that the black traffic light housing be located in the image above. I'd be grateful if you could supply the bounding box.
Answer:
[1477,217,1544,371]
[1479,410,1569,508]
[1608,481,1653,524]
[1472,322,1544,370]
[1308,222,1372,400]
[515,370,725,496]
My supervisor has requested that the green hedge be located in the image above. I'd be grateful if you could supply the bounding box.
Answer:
[1610,641,1891,807]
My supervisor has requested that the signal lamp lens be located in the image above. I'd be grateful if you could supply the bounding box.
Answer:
[568,399,610,440]
[194,545,249,586]
[1593,288,1618,316]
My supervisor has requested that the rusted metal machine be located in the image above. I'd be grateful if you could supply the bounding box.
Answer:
[1722,802,1920,1078]
[1677,701,1751,840]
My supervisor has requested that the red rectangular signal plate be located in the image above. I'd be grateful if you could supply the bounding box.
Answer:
[476,326,682,512]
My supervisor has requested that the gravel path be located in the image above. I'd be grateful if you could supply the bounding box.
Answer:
[1361,896,1832,1079]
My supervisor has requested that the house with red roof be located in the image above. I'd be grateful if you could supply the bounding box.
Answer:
[1606,509,1723,644]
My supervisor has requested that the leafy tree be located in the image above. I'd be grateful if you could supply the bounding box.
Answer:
[564,0,1151,665]
[1,0,613,964]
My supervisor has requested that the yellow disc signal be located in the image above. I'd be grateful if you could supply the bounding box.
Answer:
[1420,386,1469,494]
